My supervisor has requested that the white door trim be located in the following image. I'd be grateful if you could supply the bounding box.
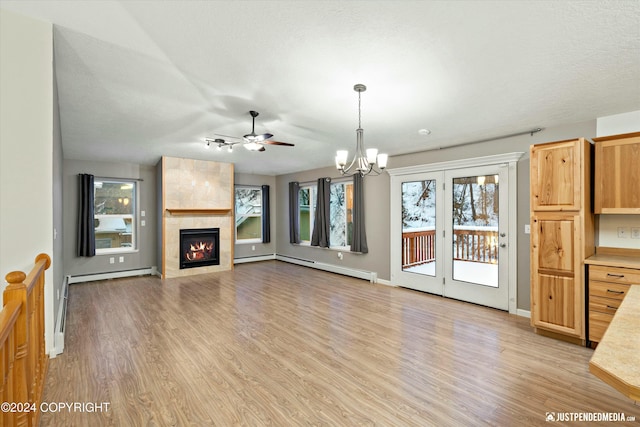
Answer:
[386,152,524,176]
[388,152,523,314]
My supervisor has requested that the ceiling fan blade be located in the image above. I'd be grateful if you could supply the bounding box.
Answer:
[213,133,242,140]
[263,140,295,147]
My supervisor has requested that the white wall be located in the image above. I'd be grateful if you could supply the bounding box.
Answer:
[0,9,55,353]
[596,110,640,137]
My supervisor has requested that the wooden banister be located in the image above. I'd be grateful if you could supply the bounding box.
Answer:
[2,253,51,427]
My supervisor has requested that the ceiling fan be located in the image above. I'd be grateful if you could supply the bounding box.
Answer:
[207,110,295,152]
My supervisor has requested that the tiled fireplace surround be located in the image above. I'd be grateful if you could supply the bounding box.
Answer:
[159,156,234,279]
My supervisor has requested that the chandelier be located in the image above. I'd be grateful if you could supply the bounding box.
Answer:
[335,84,388,176]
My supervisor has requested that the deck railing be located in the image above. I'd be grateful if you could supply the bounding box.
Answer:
[402,228,498,268]
[402,229,436,268]
[1,253,51,427]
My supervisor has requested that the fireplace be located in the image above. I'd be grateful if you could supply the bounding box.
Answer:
[179,228,220,269]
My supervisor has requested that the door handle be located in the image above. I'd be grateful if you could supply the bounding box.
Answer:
[500,243,507,248]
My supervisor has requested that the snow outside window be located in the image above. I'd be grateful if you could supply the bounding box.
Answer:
[235,186,262,243]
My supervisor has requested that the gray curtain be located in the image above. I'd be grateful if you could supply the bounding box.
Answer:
[261,185,270,243]
[77,173,96,257]
[311,177,331,248]
[351,174,368,253]
[289,181,300,244]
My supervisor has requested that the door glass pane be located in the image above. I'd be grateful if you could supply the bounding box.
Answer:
[401,180,436,276]
[451,175,499,287]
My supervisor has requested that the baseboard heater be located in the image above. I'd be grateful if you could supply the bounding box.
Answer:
[67,266,158,284]
[275,254,377,283]
[234,254,276,264]
[51,275,70,357]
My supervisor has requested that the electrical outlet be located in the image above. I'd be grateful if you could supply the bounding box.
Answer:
[119,256,124,263]
[141,210,145,217]
[251,245,256,251]
[109,257,115,264]
[617,227,629,238]
[141,220,146,226]
[632,227,640,239]
[524,224,530,234]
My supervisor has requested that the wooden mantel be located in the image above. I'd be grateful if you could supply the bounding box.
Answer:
[165,208,232,216]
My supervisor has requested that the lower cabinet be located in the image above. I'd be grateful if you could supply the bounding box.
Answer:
[531,213,587,340]
[588,265,638,343]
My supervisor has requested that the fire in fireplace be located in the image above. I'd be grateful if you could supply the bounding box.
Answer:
[179,228,220,269]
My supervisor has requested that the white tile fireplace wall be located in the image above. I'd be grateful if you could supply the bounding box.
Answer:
[159,156,234,278]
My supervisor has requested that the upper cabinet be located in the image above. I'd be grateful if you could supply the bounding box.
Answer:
[530,139,584,211]
[594,132,640,214]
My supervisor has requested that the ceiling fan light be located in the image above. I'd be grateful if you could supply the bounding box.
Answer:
[244,142,262,151]
[228,145,233,153]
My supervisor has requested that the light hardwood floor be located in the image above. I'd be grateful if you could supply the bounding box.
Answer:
[41,261,639,426]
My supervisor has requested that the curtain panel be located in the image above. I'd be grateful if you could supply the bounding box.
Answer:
[288,181,300,244]
[351,174,368,253]
[261,185,271,243]
[311,177,331,248]
[77,173,96,257]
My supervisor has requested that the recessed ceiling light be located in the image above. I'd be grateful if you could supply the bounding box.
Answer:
[418,129,431,136]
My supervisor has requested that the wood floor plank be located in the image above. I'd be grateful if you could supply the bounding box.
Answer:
[41,261,639,426]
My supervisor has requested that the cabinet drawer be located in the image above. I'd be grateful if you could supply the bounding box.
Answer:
[589,280,630,300]
[589,265,640,285]
[589,295,622,315]
[589,313,613,342]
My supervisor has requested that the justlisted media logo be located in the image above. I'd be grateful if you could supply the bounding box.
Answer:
[546,412,556,422]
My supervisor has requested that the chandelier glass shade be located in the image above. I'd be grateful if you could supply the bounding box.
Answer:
[335,84,388,176]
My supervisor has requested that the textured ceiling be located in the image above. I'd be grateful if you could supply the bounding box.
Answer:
[2,1,639,175]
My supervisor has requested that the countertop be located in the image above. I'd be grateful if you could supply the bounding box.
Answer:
[589,285,640,403]
[585,254,640,269]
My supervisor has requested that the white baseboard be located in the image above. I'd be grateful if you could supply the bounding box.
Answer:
[68,267,157,284]
[234,254,277,264]
[275,254,377,283]
[516,309,531,318]
[375,278,397,287]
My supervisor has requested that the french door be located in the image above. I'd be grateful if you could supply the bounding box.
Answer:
[389,154,521,312]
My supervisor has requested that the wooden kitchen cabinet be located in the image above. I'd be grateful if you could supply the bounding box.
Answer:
[530,138,582,211]
[588,264,639,343]
[530,138,594,343]
[593,132,640,214]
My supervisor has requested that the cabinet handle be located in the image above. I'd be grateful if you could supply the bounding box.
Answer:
[606,289,625,294]
[606,273,625,278]
[606,305,618,311]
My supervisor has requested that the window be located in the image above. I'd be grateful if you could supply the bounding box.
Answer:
[235,186,262,242]
[330,181,353,248]
[94,180,137,253]
[298,180,353,248]
[298,185,316,242]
